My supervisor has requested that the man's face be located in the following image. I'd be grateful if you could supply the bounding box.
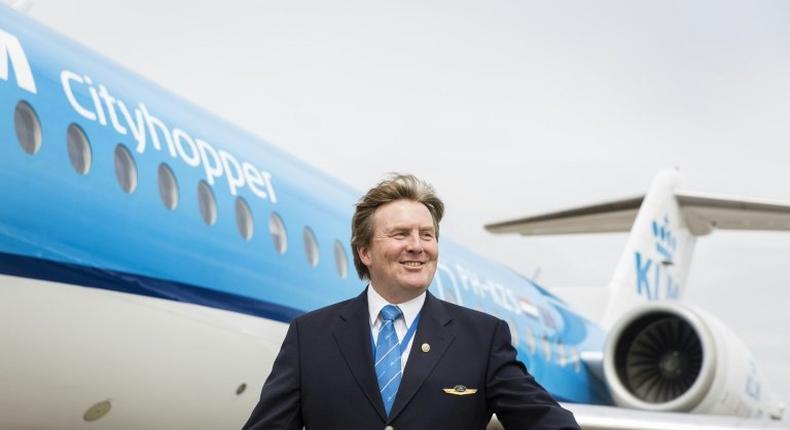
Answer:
[358,199,439,302]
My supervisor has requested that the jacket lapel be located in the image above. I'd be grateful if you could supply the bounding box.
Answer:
[332,289,387,421]
[387,292,455,421]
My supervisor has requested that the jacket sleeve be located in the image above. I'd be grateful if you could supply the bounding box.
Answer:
[485,319,580,430]
[241,320,303,430]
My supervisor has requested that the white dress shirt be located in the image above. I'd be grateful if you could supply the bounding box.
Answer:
[367,285,426,372]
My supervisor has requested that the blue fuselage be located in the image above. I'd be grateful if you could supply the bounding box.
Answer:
[0,5,608,405]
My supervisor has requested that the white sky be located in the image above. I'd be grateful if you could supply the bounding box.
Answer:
[29,0,790,416]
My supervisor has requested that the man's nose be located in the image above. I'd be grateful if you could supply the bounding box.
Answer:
[405,231,423,252]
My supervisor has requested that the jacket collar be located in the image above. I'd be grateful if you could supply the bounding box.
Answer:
[333,288,386,420]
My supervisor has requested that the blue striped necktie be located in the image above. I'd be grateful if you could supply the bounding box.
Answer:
[375,304,403,416]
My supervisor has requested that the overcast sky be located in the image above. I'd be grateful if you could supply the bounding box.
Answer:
[29,0,790,417]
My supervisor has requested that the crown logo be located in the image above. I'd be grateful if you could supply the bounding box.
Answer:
[651,215,676,263]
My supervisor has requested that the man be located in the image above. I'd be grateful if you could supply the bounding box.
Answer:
[242,174,579,430]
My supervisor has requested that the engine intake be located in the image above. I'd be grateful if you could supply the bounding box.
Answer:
[603,302,784,419]
[604,302,719,414]
[613,311,704,405]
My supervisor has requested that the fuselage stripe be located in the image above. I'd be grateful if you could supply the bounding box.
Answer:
[0,251,304,323]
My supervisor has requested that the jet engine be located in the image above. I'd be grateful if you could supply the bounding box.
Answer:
[602,302,782,419]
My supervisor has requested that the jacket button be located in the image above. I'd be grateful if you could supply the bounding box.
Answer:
[384,426,395,430]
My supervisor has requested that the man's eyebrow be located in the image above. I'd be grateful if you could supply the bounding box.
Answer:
[385,225,434,232]
[419,227,437,237]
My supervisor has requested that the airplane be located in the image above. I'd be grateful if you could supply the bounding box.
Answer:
[1,3,789,429]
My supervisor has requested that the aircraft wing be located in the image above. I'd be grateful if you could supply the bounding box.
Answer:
[484,196,643,235]
[484,192,790,236]
[676,191,790,232]
[486,404,790,430]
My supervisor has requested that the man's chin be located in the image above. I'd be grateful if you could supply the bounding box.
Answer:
[398,267,436,281]
[397,278,432,293]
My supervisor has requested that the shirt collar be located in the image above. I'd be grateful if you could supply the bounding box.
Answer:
[367,284,426,329]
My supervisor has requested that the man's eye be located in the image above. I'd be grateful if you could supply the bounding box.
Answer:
[393,233,406,239]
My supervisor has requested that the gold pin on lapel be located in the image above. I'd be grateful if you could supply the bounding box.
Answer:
[443,385,478,395]
[421,342,431,353]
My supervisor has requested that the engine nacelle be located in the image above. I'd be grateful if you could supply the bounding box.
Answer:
[603,302,783,419]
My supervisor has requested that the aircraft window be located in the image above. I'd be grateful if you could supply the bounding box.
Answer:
[235,196,254,240]
[268,212,287,254]
[507,319,519,348]
[114,144,137,193]
[303,227,319,267]
[556,343,567,367]
[197,180,217,225]
[570,347,581,373]
[67,124,92,174]
[157,163,179,210]
[525,326,537,354]
[542,336,552,362]
[14,100,42,155]
[333,240,348,279]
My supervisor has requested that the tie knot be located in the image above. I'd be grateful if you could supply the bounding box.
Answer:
[380,305,402,322]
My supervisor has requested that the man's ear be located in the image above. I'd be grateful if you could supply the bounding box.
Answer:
[358,246,372,267]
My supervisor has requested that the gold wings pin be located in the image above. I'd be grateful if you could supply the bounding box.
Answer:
[442,385,477,396]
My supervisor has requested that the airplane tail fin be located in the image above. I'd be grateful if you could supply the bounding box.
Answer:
[599,169,693,327]
[485,167,790,328]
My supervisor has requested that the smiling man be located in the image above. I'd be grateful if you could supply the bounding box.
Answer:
[242,174,579,430]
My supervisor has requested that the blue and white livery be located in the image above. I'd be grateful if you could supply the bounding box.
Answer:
[0,5,788,429]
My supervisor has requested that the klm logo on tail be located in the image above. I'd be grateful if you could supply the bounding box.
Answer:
[652,215,677,263]
[0,28,36,94]
[635,215,680,300]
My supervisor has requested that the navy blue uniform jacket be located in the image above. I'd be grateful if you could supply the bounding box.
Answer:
[242,290,579,430]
